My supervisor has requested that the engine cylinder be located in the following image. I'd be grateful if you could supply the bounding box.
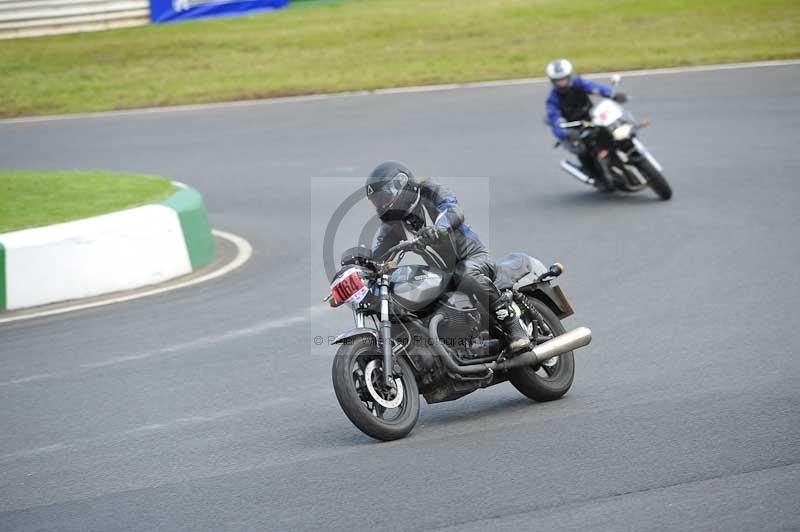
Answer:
[435,292,479,335]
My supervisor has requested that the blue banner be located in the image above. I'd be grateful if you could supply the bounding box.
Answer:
[150,0,287,23]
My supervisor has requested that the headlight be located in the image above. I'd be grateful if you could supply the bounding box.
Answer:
[612,123,634,140]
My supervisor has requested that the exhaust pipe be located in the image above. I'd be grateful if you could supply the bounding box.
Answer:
[429,314,493,376]
[428,314,592,376]
[492,327,593,371]
[560,160,595,186]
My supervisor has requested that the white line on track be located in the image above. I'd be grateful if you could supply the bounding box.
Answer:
[0,397,295,463]
[0,315,304,386]
[0,373,57,386]
[79,313,306,369]
[1,59,798,125]
[0,229,252,325]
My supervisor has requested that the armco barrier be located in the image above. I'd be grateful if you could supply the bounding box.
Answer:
[0,0,288,39]
[0,0,149,39]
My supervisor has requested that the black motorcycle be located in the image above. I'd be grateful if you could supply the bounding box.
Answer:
[554,75,672,201]
[325,236,592,441]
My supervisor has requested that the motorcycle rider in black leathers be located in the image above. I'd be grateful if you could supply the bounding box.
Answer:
[545,58,628,189]
[366,161,531,354]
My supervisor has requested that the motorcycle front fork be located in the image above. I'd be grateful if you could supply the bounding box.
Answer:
[348,275,394,387]
[378,274,394,387]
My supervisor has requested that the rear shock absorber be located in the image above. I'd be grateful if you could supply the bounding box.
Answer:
[513,292,542,344]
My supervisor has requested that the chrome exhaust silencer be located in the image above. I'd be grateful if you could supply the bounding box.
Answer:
[560,160,595,186]
[493,327,592,371]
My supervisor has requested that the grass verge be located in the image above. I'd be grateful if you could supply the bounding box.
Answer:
[0,171,177,233]
[1,0,798,117]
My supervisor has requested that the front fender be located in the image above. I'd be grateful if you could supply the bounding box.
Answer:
[331,327,379,346]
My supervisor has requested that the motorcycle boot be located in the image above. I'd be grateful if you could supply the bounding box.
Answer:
[594,155,616,192]
[493,293,532,355]
[575,149,608,190]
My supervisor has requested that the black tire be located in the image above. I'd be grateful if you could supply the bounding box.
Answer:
[508,297,575,401]
[331,338,420,441]
[639,158,672,201]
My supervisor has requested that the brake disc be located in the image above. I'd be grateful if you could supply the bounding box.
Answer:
[364,360,404,409]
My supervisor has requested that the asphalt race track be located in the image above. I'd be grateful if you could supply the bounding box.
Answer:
[1,64,799,532]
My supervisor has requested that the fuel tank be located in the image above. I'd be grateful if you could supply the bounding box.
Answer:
[390,265,450,312]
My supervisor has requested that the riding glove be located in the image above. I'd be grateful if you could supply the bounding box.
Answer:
[418,225,448,244]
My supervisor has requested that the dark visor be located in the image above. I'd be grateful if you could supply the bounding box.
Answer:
[369,173,408,209]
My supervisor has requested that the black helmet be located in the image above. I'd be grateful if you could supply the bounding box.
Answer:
[366,161,419,220]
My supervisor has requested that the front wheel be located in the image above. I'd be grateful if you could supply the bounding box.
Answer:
[332,338,420,441]
[508,296,575,401]
[638,158,672,201]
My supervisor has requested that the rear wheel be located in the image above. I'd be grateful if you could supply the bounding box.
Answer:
[331,338,420,441]
[508,296,575,401]
[639,159,672,201]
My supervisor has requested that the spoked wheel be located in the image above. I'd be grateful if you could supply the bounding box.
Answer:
[508,295,575,401]
[331,339,419,441]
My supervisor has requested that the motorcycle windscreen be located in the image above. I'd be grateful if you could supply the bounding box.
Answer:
[591,99,624,127]
[390,265,449,312]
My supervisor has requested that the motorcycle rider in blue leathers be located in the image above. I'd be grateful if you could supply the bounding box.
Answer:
[366,161,531,354]
[545,59,628,190]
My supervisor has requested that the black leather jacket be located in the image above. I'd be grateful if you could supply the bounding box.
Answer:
[372,178,486,270]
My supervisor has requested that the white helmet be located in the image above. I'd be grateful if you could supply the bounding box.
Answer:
[546,59,573,82]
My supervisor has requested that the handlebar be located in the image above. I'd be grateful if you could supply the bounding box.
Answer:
[553,121,592,149]
[557,120,586,129]
[382,236,423,260]
[324,237,423,305]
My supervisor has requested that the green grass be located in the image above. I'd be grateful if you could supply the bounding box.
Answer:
[0,171,177,233]
[1,0,798,117]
